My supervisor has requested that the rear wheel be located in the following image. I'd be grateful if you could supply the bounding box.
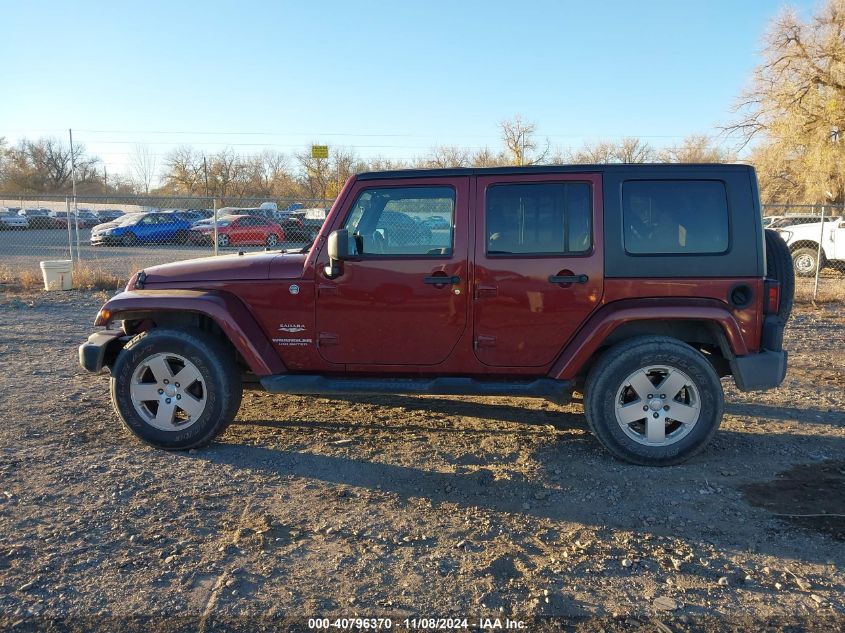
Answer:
[266,233,279,247]
[174,229,189,244]
[791,246,822,277]
[584,336,724,466]
[110,328,242,450]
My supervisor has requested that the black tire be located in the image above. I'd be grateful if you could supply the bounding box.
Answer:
[174,229,189,244]
[266,233,279,247]
[122,232,139,247]
[584,336,724,466]
[109,328,242,450]
[217,233,230,247]
[764,229,795,320]
[791,246,823,278]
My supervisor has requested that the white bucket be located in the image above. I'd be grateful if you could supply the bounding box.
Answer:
[39,260,73,291]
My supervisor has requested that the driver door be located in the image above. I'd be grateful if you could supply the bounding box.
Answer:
[315,177,469,366]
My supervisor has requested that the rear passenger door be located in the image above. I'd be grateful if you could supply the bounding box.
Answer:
[472,173,604,367]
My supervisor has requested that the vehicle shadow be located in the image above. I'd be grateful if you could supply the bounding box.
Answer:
[192,422,845,568]
[725,402,844,425]
[289,394,586,429]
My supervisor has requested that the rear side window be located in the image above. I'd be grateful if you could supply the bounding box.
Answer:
[486,182,591,255]
[623,180,729,254]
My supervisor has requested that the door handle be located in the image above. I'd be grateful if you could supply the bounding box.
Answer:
[424,275,460,285]
[548,274,588,284]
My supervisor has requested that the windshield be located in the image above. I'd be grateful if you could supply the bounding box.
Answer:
[118,214,142,226]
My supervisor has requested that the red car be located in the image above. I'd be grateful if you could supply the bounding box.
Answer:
[189,214,285,247]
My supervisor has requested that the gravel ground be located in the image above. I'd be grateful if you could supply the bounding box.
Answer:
[0,291,843,632]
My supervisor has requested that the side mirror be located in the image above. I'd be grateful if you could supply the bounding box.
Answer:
[324,229,349,278]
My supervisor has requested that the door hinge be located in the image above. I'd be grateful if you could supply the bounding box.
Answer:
[317,332,338,347]
[475,335,497,349]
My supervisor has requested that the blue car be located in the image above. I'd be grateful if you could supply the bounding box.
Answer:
[90,212,193,246]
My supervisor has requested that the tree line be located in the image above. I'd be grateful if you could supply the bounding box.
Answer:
[0,130,736,202]
[2,0,843,204]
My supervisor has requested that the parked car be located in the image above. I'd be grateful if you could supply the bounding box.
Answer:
[189,214,285,247]
[778,215,845,276]
[80,164,793,466]
[90,212,193,246]
[763,214,829,229]
[422,214,452,230]
[95,209,125,223]
[18,208,53,229]
[47,210,72,228]
[0,211,29,230]
[375,210,433,249]
[163,210,207,224]
[76,211,101,228]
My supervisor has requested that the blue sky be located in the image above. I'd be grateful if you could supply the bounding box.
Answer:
[0,0,820,178]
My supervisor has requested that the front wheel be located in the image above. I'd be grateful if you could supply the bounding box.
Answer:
[122,232,139,247]
[584,336,724,466]
[110,328,242,450]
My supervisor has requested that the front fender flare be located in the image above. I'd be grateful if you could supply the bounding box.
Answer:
[95,289,285,376]
[548,299,749,380]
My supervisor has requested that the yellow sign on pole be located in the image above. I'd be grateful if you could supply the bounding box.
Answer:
[311,145,329,159]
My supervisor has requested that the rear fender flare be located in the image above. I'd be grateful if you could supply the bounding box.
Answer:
[549,299,748,380]
[95,290,285,376]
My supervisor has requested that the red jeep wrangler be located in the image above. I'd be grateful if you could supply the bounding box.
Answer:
[80,165,793,465]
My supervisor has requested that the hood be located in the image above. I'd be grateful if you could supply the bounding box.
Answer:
[93,220,123,231]
[142,251,307,283]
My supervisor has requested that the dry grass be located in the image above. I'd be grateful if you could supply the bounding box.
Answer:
[0,262,131,293]
[794,276,845,304]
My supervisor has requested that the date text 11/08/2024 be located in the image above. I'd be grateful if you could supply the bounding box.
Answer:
[307,617,527,629]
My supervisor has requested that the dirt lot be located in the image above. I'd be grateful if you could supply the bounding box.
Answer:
[0,291,843,632]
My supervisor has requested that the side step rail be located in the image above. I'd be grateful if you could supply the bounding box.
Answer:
[260,375,573,404]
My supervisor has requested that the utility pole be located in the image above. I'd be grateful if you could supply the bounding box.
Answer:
[103,165,107,190]
[69,129,80,263]
[203,155,210,199]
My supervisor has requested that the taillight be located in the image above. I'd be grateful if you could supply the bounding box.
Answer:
[764,279,780,314]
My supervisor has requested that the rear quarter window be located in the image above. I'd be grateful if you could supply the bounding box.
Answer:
[623,180,729,255]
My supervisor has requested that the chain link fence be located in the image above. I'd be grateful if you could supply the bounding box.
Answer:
[0,194,332,287]
[762,204,845,302]
[1,194,844,302]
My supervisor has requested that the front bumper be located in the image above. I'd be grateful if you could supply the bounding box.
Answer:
[731,316,788,391]
[78,330,128,372]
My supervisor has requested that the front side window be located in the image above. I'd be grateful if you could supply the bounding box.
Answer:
[623,180,730,254]
[342,186,455,256]
[486,182,591,255]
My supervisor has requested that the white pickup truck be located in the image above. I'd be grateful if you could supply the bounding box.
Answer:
[778,215,845,276]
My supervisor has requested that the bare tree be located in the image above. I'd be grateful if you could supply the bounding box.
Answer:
[658,135,734,163]
[420,146,471,168]
[499,115,549,165]
[0,137,100,193]
[569,138,655,164]
[471,147,508,167]
[570,141,617,164]
[161,146,204,194]
[130,144,158,194]
[615,137,656,163]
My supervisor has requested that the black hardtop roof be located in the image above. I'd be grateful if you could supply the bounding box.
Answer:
[355,163,753,181]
